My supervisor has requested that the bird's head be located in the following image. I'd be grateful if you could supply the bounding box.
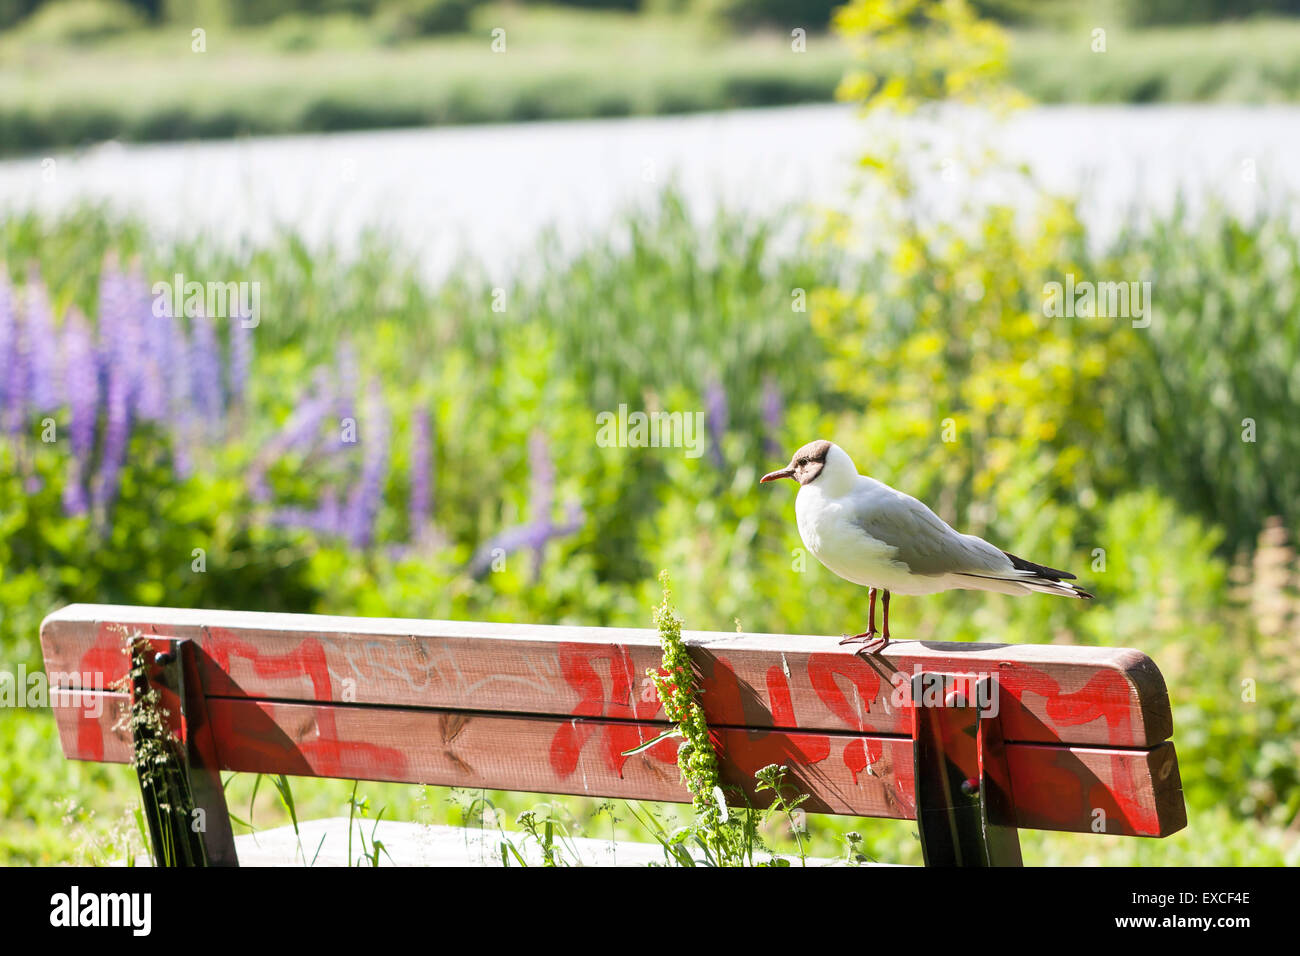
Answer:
[760,439,856,489]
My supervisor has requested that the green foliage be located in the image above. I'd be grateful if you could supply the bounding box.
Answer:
[13,0,144,45]
[0,428,323,672]
[0,6,850,155]
[1098,208,1300,551]
[693,0,841,30]
[835,0,1027,118]
[375,0,479,40]
[648,572,722,829]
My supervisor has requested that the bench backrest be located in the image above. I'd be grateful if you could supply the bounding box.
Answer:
[41,604,1187,844]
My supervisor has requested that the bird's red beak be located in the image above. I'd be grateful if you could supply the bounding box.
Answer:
[760,467,795,483]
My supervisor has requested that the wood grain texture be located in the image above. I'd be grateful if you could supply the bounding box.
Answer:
[40,604,1174,747]
[50,690,1186,836]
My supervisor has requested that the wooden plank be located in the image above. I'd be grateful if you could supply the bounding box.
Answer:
[50,690,1186,837]
[40,604,1173,747]
[1005,740,1186,838]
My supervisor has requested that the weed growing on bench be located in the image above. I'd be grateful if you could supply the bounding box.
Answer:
[638,570,810,867]
[115,632,208,866]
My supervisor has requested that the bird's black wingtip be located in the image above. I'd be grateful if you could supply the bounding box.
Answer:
[1003,550,1079,582]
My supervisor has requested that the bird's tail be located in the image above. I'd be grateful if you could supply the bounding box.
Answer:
[955,551,1095,599]
[1018,577,1095,599]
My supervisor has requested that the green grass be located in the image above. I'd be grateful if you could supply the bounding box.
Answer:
[0,6,848,156]
[1009,17,1300,103]
[5,9,1300,156]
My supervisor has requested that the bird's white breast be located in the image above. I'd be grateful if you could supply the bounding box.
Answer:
[795,482,928,593]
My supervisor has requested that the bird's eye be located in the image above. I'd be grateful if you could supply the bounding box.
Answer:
[797,458,807,466]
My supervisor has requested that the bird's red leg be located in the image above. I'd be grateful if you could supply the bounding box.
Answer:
[846,589,891,657]
[879,590,891,647]
[839,588,882,647]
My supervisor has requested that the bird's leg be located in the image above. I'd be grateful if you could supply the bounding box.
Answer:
[839,588,880,646]
[849,590,891,657]
[880,590,891,645]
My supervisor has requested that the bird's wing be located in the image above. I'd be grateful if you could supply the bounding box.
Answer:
[849,487,1011,577]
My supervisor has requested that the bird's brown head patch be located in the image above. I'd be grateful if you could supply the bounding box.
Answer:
[760,439,833,486]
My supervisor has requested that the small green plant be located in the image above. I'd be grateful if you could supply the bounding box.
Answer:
[638,571,813,866]
[514,805,581,867]
[346,780,394,867]
[116,632,209,867]
[755,763,810,866]
[842,830,874,866]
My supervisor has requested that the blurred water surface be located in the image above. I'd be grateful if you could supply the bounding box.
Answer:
[1,103,1296,278]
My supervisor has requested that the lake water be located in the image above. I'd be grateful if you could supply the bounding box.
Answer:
[1,104,1296,279]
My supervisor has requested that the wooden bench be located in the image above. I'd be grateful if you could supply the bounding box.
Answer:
[40,603,1187,866]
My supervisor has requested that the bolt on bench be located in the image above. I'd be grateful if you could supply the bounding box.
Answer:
[41,604,1187,866]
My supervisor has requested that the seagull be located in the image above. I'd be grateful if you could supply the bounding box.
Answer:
[760,439,1092,654]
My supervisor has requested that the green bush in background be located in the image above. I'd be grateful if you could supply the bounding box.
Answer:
[12,0,143,41]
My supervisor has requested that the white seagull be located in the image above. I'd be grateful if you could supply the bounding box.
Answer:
[760,439,1092,654]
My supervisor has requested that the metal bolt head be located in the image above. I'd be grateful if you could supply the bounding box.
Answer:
[154,651,175,666]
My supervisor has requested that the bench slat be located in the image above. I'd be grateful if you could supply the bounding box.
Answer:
[51,690,1187,837]
[41,604,1174,748]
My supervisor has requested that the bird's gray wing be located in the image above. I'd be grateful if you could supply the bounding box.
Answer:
[850,490,1011,577]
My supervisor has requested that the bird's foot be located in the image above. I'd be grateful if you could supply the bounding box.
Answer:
[839,629,878,646]
[853,636,890,659]
[840,631,890,657]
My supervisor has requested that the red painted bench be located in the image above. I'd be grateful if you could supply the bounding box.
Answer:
[40,604,1186,865]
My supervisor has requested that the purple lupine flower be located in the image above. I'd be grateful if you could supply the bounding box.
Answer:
[704,378,729,469]
[317,488,343,537]
[270,489,344,538]
[467,433,584,581]
[0,271,18,433]
[249,370,333,502]
[467,522,552,579]
[270,489,343,538]
[342,379,390,549]
[227,314,252,408]
[161,307,195,477]
[528,430,554,526]
[188,308,223,427]
[409,410,433,534]
[61,308,98,517]
[283,371,335,453]
[760,376,784,458]
[23,268,58,411]
[91,356,132,516]
[97,262,136,409]
[135,272,171,423]
[1,270,27,435]
[268,506,312,530]
[527,430,555,579]
[335,339,358,426]
[62,308,99,459]
[466,502,586,580]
